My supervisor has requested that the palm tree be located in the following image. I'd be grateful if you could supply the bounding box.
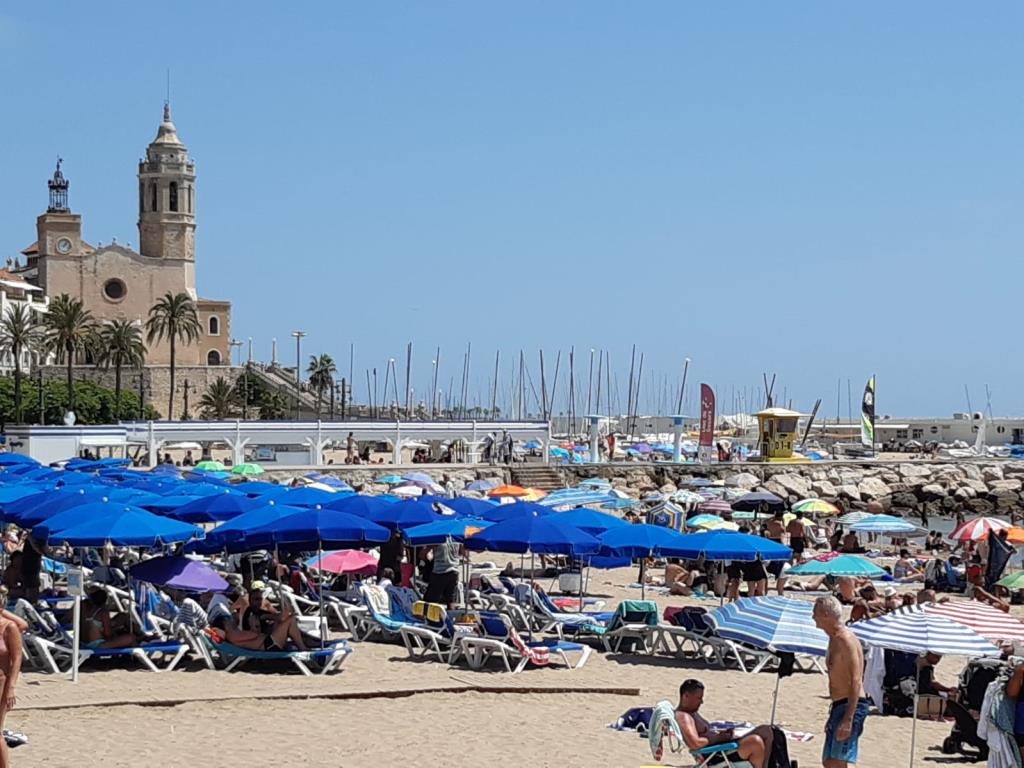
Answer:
[199,376,238,420]
[43,294,96,416]
[0,305,41,423]
[96,318,146,421]
[145,292,201,420]
[306,353,337,417]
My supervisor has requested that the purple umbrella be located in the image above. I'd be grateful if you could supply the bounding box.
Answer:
[129,555,228,592]
[631,443,653,454]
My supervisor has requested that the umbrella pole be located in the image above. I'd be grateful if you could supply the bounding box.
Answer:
[909,664,919,768]
[770,673,780,725]
[318,539,326,649]
[641,559,646,600]
[71,547,81,684]
[579,557,585,612]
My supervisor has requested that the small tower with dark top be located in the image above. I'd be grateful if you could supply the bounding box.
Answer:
[47,159,69,213]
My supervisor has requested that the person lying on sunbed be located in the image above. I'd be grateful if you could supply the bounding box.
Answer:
[674,678,774,768]
[80,588,141,650]
[210,598,308,652]
[848,585,887,623]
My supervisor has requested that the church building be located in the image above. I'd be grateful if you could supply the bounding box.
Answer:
[19,105,231,367]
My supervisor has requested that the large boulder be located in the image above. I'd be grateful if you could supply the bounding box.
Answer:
[837,484,862,500]
[961,464,984,481]
[962,479,989,495]
[891,492,919,509]
[953,486,976,501]
[857,477,891,500]
[918,484,946,500]
[982,465,1005,482]
[988,479,1023,494]
[992,491,1019,509]
[811,480,838,498]
[967,498,996,515]
[725,472,760,489]
[899,463,934,479]
[774,473,812,498]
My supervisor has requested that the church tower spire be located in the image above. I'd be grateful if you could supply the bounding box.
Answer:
[48,158,69,212]
[138,102,196,263]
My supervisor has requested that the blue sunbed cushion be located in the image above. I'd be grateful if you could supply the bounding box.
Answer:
[692,742,740,755]
[90,641,183,657]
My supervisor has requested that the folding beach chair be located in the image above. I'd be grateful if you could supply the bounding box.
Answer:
[599,600,659,653]
[398,602,471,663]
[351,584,420,641]
[688,742,754,767]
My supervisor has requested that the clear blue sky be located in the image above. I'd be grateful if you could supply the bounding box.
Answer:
[1,3,1021,418]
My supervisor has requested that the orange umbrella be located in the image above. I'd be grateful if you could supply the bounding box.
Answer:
[1006,528,1024,544]
[487,484,528,498]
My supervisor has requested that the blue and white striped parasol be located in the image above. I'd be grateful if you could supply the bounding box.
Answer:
[707,596,828,656]
[849,514,924,536]
[850,607,1000,657]
[537,488,614,508]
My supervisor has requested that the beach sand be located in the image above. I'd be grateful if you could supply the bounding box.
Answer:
[11,566,991,768]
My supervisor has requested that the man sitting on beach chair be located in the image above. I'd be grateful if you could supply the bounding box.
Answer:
[210,594,308,652]
[675,678,774,768]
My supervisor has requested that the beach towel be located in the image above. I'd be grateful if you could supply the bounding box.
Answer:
[507,629,550,667]
[648,700,682,761]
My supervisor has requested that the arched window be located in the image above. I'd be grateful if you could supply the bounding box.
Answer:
[139,181,144,213]
[169,182,178,212]
[208,316,219,335]
[187,185,193,213]
[150,183,158,212]
[207,350,221,366]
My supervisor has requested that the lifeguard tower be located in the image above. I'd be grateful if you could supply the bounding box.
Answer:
[755,407,807,462]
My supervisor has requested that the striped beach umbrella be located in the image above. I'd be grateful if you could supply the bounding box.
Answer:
[698,498,733,515]
[707,596,827,723]
[836,511,870,525]
[850,607,1000,768]
[921,599,1024,641]
[671,490,706,506]
[850,514,924,536]
[947,516,1011,542]
[792,498,839,516]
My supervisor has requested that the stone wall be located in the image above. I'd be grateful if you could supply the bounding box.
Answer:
[40,364,240,420]
[278,459,1024,520]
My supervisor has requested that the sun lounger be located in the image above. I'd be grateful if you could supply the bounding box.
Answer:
[458,613,591,673]
[200,632,351,676]
[26,633,187,673]
[351,584,421,641]
[654,608,774,673]
[599,600,659,653]
[689,742,754,767]
[399,602,471,663]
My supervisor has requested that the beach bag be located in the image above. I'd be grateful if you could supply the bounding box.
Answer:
[613,706,654,734]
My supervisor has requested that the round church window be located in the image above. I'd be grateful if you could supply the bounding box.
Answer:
[103,279,127,302]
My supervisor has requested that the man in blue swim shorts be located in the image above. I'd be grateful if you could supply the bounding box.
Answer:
[814,595,869,766]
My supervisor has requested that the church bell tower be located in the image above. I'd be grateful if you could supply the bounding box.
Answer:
[138,104,196,262]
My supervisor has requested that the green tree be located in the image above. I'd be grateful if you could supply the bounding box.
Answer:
[145,292,201,420]
[306,353,337,417]
[96,318,146,421]
[199,376,238,420]
[0,305,41,423]
[258,391,288,420]
[43,294,96,417]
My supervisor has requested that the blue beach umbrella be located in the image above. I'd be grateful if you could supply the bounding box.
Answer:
[245,508,390,549]
[597,524,692,559]
[166,492,264,523]
[0,454,38,467]
[788,554,887,578]
[601,498,641,511]
[47,506,203,547]
[140,494,207,514]
[376,475,404,485]
[328,494,437,530]
[404,517,493,545]
[672,530,793,562]
[523,441,543,450]
[850,514,923,536]
[478,501,552,523]
[278,487,339,507]
[402,472,434,484]
[305,473,354,491]
[236,481,287,496]
[0,486,44,506]
[465,479,499,492]
[419,497,496,518]
[194,503,307,553]
[464,513,599,556]
[539,489,615,508]
[33,500,151,541]
[686,514,726,529]
[324,494,397,517]
[553,508,628,535]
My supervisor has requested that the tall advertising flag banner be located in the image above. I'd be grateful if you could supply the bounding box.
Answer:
[860,376,876,449]
[698,384,716,464]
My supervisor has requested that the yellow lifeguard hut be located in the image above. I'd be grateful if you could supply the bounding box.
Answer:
[755,407,808,462]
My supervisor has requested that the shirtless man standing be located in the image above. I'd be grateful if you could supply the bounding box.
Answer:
[813,595,870,767]
[674,678,773,768]
[787,511,807,563]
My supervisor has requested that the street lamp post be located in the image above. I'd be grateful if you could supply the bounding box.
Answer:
[291,330,306,420]
[179,379,196,421]
[136,372,147,420]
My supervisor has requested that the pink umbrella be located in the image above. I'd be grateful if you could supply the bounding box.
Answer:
[947,516,1010,542]
[698,499,732,515]
[923,599,1024,641]
[306,549,379,575]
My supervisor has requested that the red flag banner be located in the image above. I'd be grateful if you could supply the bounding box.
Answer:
[699,384,716,447]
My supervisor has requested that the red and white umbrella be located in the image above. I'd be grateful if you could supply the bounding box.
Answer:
[922,599,1024,641]
[948,516,1011,542]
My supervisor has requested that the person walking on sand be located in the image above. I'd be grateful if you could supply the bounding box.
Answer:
[813,595,869,767]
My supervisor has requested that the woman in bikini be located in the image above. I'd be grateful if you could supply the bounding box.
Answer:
[0,590,23,768]
[80,589,137,650]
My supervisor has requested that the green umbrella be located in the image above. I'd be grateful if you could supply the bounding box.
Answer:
[997,571,1024,591]
[195,460,226,472]
[231,463,265,477]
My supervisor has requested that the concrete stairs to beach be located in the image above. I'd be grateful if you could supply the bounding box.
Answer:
[248,364,321,418]
[511,465,565,491]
